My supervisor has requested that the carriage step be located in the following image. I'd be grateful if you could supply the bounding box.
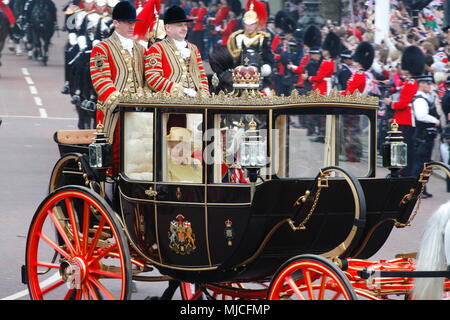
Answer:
[21,265,28,285]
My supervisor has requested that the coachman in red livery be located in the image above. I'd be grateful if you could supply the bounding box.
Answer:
[89,1,146,174]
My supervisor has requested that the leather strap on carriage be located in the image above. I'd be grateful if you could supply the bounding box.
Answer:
[289,169,331,231]
[395,162,450,227]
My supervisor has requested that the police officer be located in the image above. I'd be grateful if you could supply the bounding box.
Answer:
[72,0,102,129]
[442,75,450,125]
[61,0,82,95]
[412,75,441,198]
[337,49,353,91]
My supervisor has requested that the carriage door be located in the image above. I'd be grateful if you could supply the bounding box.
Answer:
[154,110,211,267]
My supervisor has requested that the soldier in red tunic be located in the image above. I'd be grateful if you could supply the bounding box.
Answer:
[384,45,425,177]
[341,41,374,95]
[0,0,15,25]
[304,31,341,95]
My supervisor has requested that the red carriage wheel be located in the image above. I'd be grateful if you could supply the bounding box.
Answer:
[180,282,205,300]
[25,186,132,300]
[267,255,357,300]
[180,281,268,300]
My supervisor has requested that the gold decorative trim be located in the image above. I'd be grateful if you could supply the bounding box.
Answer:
[119,88,379,108]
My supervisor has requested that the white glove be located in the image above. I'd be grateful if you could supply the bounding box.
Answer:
[261,64,272,77]
[183,88,197,98]
[68,33,78,46]
[77,35,87,51]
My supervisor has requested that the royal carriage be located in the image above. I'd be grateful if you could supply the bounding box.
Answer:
[22,75,450,300]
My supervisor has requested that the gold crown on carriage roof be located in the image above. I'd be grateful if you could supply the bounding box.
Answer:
[232,65,261,89]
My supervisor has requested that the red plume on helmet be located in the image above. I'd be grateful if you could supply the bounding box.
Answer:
[245,0,268,28]
[133,0,161,40]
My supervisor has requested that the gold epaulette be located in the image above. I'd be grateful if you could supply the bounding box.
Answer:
[258,31,271,38]
[64,8,82,15]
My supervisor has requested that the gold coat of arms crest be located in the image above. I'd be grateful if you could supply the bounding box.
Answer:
[168,214,196,255]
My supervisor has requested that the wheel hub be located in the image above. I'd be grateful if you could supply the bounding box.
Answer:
[59,257,86,289]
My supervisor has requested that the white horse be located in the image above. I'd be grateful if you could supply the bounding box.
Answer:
[413,200,450,300]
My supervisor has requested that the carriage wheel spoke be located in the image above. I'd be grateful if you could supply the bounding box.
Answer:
[88,243,118,266]
[86,281,100,300]
[89,268,122,279]
[48,209,76,255]
[88,275,116,300]
[41,280,65,296]
[82,286,90,300]
[38,231,71,260]
[63,289,76,300]
[81,200,91,256]
[36,261,59,269]
[86,217,107,259]
[318,274,328,300]
[331,288,342,300]
[302,268,315,300]
[286,275,305,300]
[65,198,81,254]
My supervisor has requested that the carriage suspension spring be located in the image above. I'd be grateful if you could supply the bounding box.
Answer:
[289,170,330,231]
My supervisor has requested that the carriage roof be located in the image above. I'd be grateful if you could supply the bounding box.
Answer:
[118,89,380,110]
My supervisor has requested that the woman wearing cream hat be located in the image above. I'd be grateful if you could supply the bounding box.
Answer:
[166,127,202,183]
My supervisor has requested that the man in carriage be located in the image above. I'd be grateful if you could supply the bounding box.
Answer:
[144,5,209,131]
[89,0,146,175]
[144,5,209,98]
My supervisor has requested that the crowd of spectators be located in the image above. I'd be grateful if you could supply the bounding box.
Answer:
[161,0,450,190]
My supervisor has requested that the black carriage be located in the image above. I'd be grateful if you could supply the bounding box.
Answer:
[23,90,450,300]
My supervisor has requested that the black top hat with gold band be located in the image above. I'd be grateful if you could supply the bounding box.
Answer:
[112,1,142,21]
[163,5,193,25]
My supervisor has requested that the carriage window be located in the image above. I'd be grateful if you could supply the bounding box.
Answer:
[275,114,369,178]
[162,113,203,183]
[123,112,154,181]
[212,114,267,183]
[335,114,370,176]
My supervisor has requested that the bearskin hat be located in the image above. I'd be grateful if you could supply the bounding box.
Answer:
[401,46,425,76]
[353,41,375,70]
[303,25,321,51]
[322,31,342,59]
[227,0,242,16]
[274,10,296,34]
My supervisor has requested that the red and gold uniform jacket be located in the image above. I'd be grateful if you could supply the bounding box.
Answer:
[309,58,334,95]
[341,70,366,95]
[392,78,418,126]
[144,37,209,96]
[90,33,145,137]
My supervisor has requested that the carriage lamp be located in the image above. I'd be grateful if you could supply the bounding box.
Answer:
[382,120,407,177]
[88,124,112,169]
[239,120,267,199]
